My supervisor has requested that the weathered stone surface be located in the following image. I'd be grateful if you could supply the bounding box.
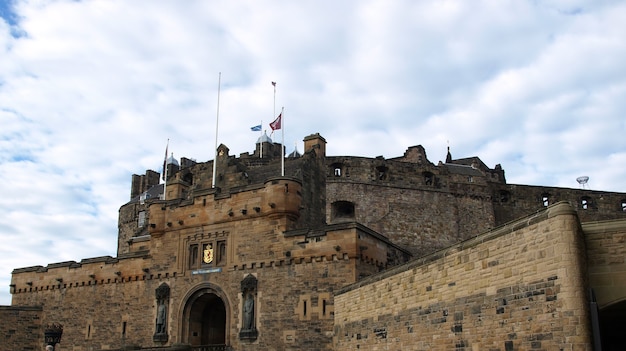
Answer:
[4,133,626,350]
[334,204,593,350]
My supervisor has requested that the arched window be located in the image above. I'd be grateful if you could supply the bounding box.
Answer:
[330,163,343,177]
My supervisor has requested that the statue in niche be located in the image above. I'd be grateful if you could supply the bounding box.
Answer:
[239,274,258,340]
[156,300,167,334]
[153,283,170,343]
[243,292,255,330]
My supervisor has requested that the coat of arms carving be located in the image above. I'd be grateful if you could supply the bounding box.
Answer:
[203,244,213,264]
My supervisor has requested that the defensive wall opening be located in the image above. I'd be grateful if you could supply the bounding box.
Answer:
[583,218,626,350]
[598,298,626,349]
[181,285,230,348]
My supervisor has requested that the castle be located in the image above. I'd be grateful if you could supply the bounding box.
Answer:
[2,133,626,350]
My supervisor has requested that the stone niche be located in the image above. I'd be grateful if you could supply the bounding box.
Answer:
[239,274,258,341]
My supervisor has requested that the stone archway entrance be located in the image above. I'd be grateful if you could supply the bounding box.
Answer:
[181,285,229,347]
[599,300,626,350]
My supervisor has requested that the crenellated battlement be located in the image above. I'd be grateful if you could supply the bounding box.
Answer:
[148,177,303,237]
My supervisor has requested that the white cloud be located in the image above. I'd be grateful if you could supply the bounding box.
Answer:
[0,0,625,305]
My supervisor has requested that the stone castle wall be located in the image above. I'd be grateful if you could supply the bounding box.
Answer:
[10,256,161,349]
[10,173,403,351]
[583,218,626,308]
[8,134,626,350]
[327,181,495,256]
[0,306,43,351]
[333,202,592,350]
[492,184,626,226]
[9,256,357,350]
[583,218,626,349]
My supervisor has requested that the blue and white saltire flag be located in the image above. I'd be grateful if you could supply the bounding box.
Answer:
[251,125,262,131]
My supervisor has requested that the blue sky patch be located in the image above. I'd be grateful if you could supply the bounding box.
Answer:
[0,0,18,26]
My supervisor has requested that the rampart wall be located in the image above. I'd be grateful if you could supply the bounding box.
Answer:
[333,202,592,350]
[11,209,401,351]
[9,255,357,351]
[492,184,626,226]
[327,181,495,256]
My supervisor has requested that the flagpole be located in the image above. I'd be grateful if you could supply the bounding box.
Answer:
[281,106,285,177]
[272,81,276,123]
[271,81,277,159]
[162,138,169,200]
[212,72,221,188]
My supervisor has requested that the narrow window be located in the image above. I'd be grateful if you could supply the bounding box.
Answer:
[376,166,388,180]
[621,200,626,212]
[217,241,226,265]
[468,176,473,183]
[140,192,150,204]
[122,321,127,336]
[138,211,146,228]
[322,299,327,316]
[581,197,590,210]
[423,172,434,186]
[542,194,550,207]
[303,300,307,317]
[500,190,510,203]
[183,172,193,185]
[331,163,343,177]
[189,244,198,269]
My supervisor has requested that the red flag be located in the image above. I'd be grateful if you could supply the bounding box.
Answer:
[270,113,282,131]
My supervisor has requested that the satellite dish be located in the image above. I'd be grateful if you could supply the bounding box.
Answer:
[576,176,589,189]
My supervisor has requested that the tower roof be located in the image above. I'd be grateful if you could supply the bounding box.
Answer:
[167,154,179,166]
[288,149,301,158]
[256,131,273,144]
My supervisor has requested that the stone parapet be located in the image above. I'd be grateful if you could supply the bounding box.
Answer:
[334,202,592,350]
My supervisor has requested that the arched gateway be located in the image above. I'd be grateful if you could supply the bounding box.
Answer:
[180,284,231,347]
[599,299,626,349]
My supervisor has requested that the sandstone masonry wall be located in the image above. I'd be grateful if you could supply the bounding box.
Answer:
[583,218,626,308]
[0,306,43,351]
[333,202,592,351]
[10,257,357,351]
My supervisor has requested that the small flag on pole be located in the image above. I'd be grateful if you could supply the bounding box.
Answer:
[250,125,262,131]
[269,113,282,131]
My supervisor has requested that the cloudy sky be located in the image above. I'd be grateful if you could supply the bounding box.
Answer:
[1,0,625,305]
